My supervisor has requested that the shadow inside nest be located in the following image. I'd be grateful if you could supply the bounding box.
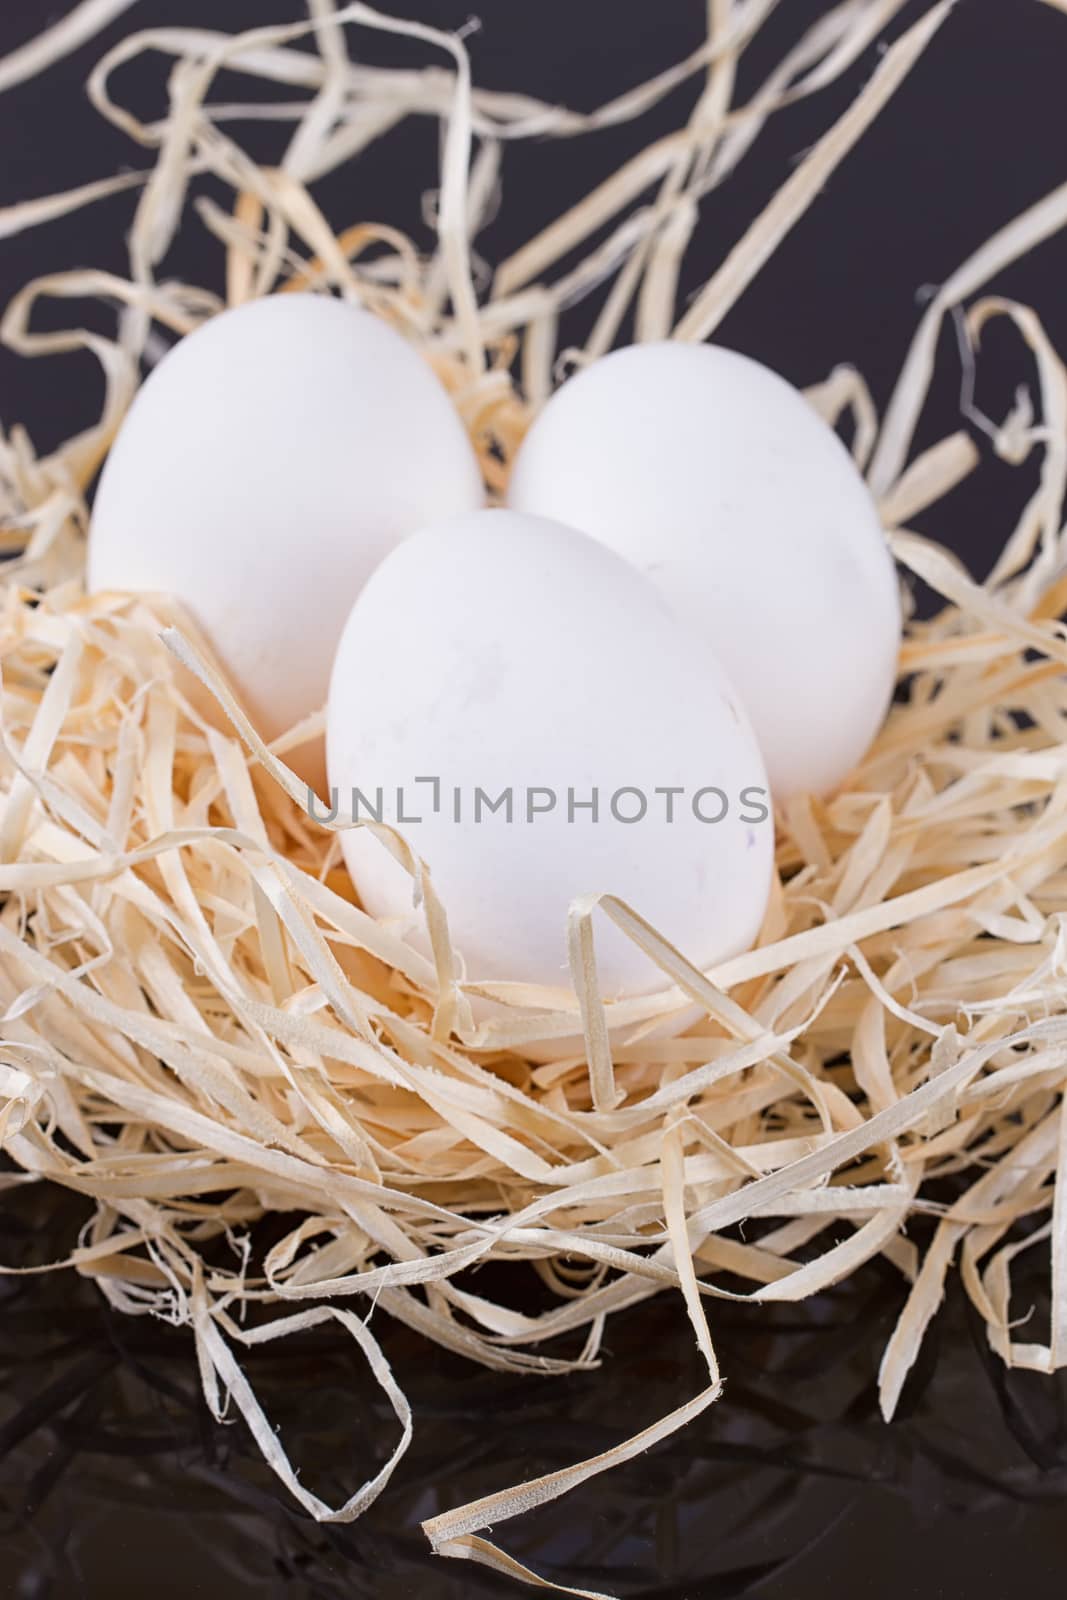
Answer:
[1,1178,1066,1600]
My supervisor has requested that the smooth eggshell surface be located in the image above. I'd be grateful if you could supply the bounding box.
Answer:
[326,508,774,998]
[88,294,484,769]
[507,341,901,799]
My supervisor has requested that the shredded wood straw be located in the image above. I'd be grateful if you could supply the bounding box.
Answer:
[3,1,1067,1591]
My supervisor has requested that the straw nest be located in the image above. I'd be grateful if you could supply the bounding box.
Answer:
[3,1,1067,1591]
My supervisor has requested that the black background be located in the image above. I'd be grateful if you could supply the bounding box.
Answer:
[2,1,1067,1596]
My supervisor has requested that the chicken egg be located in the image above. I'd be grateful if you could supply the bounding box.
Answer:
[326,508,773,999]
[89,293,484,775]
[507,341,901,798]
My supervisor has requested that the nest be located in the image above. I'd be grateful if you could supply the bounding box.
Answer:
[3,1,1067,1592]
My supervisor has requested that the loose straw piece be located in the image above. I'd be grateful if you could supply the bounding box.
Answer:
[0,0,138,96]
[672,2,954,343]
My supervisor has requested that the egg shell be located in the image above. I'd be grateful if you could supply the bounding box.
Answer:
[507,341,901,799]
[88,294,484,776]
[326,507,774,998]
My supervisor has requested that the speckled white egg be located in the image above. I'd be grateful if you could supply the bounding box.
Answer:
[89,294,484,768]
[507,341,901,799]
[326,508,774,998]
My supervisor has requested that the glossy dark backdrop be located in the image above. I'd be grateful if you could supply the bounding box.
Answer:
[2,2,1067,1597]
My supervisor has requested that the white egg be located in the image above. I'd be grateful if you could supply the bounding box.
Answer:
[507,341,901,799]
[89,294,484,772]
[326,508,773,998]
